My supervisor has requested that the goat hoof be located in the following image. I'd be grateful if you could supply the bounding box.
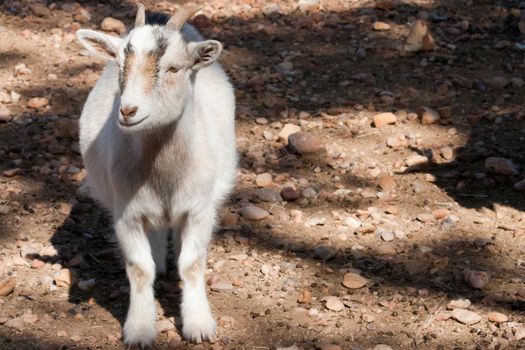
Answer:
[182,313,217,344]
[123,320,156,349]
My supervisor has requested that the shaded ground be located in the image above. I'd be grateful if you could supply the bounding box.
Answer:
[1,0,525,349]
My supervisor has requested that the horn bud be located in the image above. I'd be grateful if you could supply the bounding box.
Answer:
[135,3,146,28]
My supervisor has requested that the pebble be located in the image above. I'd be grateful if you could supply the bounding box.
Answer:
[323,296,344,312]
[488,312,508,323]
[441,146,454,160]
[405,154,428,168]
[373,21,391,31]
[386,133,408,148]
[54,268,73,287]
[74,8,91,23]
[27,97,49,109]
[514,179,525,191]
[515,326,525,340]
[77,279,96,292]
[404,20,436,52]
[255,173,272,187]
[297,289,311,304]
[281,187,299,201]
[0,276,16,296]
[156,319,175,333]
[100,17,126,34]
[485,157,518,176]
[297,0,319,11]
[378,175,396,191]
[21,313,38,325]
[342,272,368,289]
[0,106,11,122]
[371,346,393,350]
[210,281,234,292]
[239,205,269,221]
[447,299,471,309]
[373,112,397,128]
[318,344,343,350]
[255,188,282,202]
[288,132,326,156]
[4,317,24,331]
[485,76,508,89]
[278,124,301,143]
[419,107,440,125]
[29,3,50,17]
[362,313,375,323]
[463,269,490,289]
[3,168,20,177]
[380,230,395,242]
[451,308,481,325]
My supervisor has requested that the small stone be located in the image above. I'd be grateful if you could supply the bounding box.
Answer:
[255,173,272,187]
[375,243,397,255]
[239,205,269,221]
[297,0,319,11]
[373,112,397,128]
[436,106,452,119]
[77,279,96,292]
[54,268,73,287]
[324,296,344,312]
[373,21,391,31]
[485,157,518,176]
[156,319,175,333]
[406,155,428,167]
[514,179,525,191]
[362,313,375,323]
[281,187,299,201]
[29,3,50,17]
[447,299,471,310]
[380,230,395,242]
[451,308,481,325]
[27,97,49,109]
[278,124,301,143]
[0,106,12,122]
[416,213,434,223]
[463,269,490,289]
[386,134,408,148]
[318,343,342,350]
[210,281,234,292]
[342,272,368,289]
[488,312,508,323]
[3,168,20,177]
[4,317,24,331]
[21,313,38,324]
[515,326,525,340]
[314,245,334,261]
[432,208,450,220]
[0,276,16,296]
[255,188,282,202]
[372,345,393,350]
[378,175,396,191]
[441,146,454,160]
[288,132,326,156]
[301,187,317,198]
[485,76,509,89]
[74,8,91,23]
[419,107,440,125]
[100,17,126,34]
[404,20,436,52]
[297,289,312,304]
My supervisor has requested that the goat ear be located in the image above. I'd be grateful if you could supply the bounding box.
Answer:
[188,40,222,69]
[76,29,121,61]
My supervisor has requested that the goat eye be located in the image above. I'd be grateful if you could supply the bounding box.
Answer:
[167,66,179,73]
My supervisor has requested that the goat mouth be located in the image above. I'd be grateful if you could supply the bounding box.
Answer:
[118,116,148,127]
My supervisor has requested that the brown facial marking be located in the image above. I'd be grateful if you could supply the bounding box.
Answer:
[119,44,135,91]
[142,53,157,94]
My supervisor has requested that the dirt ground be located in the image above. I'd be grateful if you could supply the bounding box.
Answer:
[1,0,525,349]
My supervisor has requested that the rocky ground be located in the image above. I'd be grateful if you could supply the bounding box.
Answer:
[1,0,525,349]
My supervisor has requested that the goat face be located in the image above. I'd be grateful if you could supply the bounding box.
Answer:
[76,15,222,133]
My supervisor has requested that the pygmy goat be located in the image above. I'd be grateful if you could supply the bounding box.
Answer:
[76,4,236,347]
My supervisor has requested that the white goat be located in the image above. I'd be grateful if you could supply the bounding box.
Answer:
[76,4,236,347]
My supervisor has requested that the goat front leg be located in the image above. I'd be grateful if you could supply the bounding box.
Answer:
[115,218,157,348]
[177,208,217,343]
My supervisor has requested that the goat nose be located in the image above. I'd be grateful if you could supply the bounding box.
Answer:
[120,105,138,119]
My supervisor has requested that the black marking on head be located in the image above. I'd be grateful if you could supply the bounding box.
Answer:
[150,29,169,86]
[146,11,170,26]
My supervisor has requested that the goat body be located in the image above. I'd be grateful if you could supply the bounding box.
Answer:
[77,7,236,346]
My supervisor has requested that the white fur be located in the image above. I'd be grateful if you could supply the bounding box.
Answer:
[77,20,236,347]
